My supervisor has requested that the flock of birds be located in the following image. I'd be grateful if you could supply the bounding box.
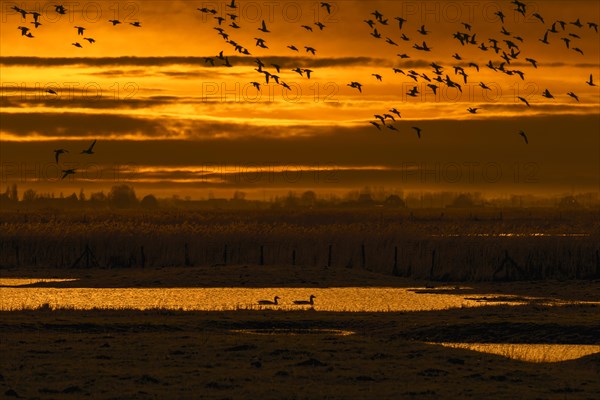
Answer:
[258,295,316,306]
[357,1,598,142]
[9,0,599,160]
[13,4,142,49]
[53,140,97,179]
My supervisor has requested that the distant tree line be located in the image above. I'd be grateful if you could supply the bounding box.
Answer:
[0,184,597,210]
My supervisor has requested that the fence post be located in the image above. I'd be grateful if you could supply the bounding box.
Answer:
[260,245,264,265]
[361,244,366,269]
[184,243,191,266]
[140,246,146,269]
[393,246,399,276]
[430,250,436,280]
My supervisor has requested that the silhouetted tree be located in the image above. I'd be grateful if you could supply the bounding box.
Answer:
[108,185,138,209]
[22,189,37,202]
[140,194,159,209]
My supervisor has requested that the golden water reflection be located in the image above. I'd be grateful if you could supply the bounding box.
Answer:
[431,343,600,363]
[0,286,534,312]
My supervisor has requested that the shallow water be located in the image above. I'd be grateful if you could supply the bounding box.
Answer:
[0,284,531,312]
[431,343,600,363]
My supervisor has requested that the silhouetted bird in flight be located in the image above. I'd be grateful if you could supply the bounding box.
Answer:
[348,82,362,93]
[226,0,237,9]
[495,11,505,23]
[586,74,596,86]
[287,45,299,52]
[74,26,85,35]
[130,21,142,27]
[54,149,68,163]
[46,89,58,95]
[518,130,528,144]
[305,46,316,55]
[467,107,479,114]
[539,31,550,44]
[109,19,121,26]
[370,121,381,130]
[55,5,67,15]
[567,92,579,102]
[588,22,598,32]
[395,17,406,29]
[525,58,537,68]
[81,139,97,154]
[251,82,261,90]
[12,6,27,19]
[83,37,95,43]
[321,2,332,14]
[517,96,530,107]
[17,26,30,36]
[389,108,401,118]
[258,20,270,33]
[61,169,76,179]
[412,127,422,139]
[315,22,326,30]
[301,25,313,32]
[417,25,429,35]
[542,89,554,99]
[72,42,82,48]
[372,74,382,81]
[570,18,583,28]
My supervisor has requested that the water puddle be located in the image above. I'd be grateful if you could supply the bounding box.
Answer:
[429,342,600,363]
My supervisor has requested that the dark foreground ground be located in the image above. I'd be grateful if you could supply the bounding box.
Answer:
[1,266,599,399]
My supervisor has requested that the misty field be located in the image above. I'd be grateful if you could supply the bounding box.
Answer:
[1,207,599,281]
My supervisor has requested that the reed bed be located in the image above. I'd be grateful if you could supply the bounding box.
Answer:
[1,208,598,281]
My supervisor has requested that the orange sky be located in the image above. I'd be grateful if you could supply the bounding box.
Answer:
[1,0,599,198]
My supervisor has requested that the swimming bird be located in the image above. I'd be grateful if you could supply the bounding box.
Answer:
[258,296,280,305]
[518,130,528,144]
[81,139,96,154]
[130,21,141,27]
[586,74,596,86]
[61,169,76,179]
[567,92,579,102]
[108,19,121,26]
[258,20,270,33]
[517,96,530,107]
[74,26,85,35]
[293,295,316,305]
[54,149,68,163]
[412,126,422,139]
